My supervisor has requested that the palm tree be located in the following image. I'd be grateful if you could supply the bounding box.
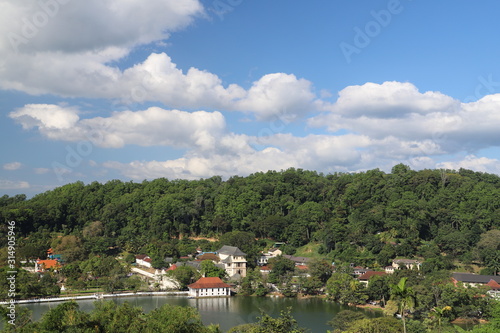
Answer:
[430,306,452,333]
[390,277,416,333]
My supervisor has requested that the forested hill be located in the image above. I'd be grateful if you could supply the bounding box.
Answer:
[1,165,500,266]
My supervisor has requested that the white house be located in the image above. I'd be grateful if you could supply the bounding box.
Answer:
[135,254,152,268]
[258,248,282,266]
[188,277,231,297]
[217,245,247,278]
[392,259,422,271]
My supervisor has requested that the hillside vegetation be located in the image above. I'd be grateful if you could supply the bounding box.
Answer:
[1,165,499,272]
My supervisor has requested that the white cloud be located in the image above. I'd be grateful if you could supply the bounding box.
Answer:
[437,155,500,174]
[0,0,203,54]
[10,104,226,150]
[0,1,318,120]
[104,147,297,181]
[235,73,317,121]
[310,82,500,154]
[34,168,50,174]
[0,179,30,190]
[10,104,79,130]
[3,162,22,171]
[328,81,458,118]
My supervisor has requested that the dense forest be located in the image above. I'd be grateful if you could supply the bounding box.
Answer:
[1,165,500,332]
[1,164,500,271]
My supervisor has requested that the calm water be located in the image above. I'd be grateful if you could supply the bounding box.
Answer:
[20,296,382,332]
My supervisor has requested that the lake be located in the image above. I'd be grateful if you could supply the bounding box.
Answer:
[20,295,382,332]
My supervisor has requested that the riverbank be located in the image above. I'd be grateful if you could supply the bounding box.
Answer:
[0,291,189,305]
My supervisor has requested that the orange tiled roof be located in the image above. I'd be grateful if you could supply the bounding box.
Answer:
[167,264,177,271]
[188,277,231,289]
[37,259,60,269]
[487,279,500,290]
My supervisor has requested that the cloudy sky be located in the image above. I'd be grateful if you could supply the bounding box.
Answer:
[2,0,500,196]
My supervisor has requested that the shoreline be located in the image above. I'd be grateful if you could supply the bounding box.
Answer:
[0,291,189,305]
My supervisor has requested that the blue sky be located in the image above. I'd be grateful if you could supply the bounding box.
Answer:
[2,0,500,196]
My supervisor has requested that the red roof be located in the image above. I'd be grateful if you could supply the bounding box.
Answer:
[167,264,177,271]
[487,279,500,290]
[296,265,308,270]
[36,259,60,270]
[260,266,271,271]
[188,277,231,289]
[359,271,386,280]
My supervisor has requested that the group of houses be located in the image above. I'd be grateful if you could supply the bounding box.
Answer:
[134,245,250,297]
[351,259,500,300]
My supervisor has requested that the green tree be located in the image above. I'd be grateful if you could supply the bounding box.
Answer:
[341,317,403,333]
[228,308,307,333]
[200,260,227,279]
[267,256,295,284]
[389,277,416,333]
[327,310,365,332]
[307,258,333,283]
[166,265,199,289]
[326,272,368,305]
[428,305,452,333]
[145,304,212,333]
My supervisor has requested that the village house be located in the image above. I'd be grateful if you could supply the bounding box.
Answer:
[385,259,422,273]
[35,259,61,272]
[258,248,282,266]
[358,271,386,286]
[259,265,271,275]
[216,245,247,278]
[452,272,500,289]
[188,277,231,298]
[135,254,152,268]
[282,254,311,267]
[384,266,396,274]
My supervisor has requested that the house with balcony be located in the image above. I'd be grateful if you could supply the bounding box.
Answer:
[216,245,247,278]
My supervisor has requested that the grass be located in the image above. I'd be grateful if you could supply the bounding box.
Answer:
[294,243,324,259]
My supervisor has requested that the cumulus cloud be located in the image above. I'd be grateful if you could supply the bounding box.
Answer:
[3,162,22,171]
[104,147,297,180]
[10,104,226,150]
[10,104,79,131]
[235,73,317,121]
[437,155,500,174]
[328,81,459,118]
[310,82,500,154]
[0,0,203,54]
[0,1,318,120]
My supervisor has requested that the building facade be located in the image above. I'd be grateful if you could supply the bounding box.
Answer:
[217,245,247,278]
[188,277,231,297]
